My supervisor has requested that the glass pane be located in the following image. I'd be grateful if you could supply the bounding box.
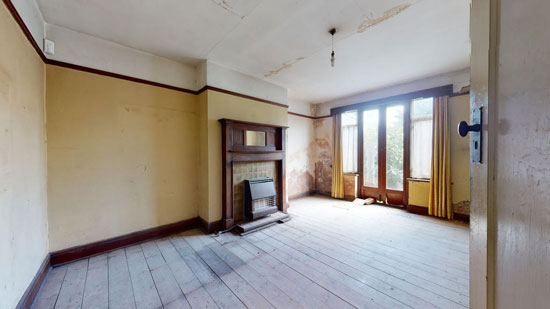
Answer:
[342,110,358,174]
[410,119,433,179]
[411,97,433,118]
[363,109,379,187]
[386,105,404,190]
[341,110,357,126]
[245,131,266,146]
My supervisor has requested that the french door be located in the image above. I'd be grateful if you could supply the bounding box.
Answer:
[359,102,409,205]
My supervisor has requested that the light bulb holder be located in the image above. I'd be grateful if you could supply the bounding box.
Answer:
[329,28,336,67]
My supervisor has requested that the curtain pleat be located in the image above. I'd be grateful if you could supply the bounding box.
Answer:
[428,96,453,219]
[331,114,345,199]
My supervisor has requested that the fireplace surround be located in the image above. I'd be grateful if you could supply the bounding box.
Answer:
[219,118,288,230]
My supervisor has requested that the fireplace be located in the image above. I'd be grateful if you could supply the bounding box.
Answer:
[244,177,278,220]
[219,118,288,231]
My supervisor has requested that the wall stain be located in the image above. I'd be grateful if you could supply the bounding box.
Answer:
[210,0,245,18]
[357,3,411,33]
[264,57,305,78]
[453,200,470,215]
[314,118,333,195]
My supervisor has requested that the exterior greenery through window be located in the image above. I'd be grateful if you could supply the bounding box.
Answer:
[410,97,434,179]
[385,105,404,190]
[341,111,357,173]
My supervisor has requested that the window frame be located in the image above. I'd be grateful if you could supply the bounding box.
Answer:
[330,85,453,206]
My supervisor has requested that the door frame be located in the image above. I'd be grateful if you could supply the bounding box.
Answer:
[358,102,410,205]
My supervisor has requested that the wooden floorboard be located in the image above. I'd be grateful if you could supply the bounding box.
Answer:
[32,196,469,308]
[82,254,108,309]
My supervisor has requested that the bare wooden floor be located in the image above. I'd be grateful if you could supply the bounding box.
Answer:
[33,196,469,308]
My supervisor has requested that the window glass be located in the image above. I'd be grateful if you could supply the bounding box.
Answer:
[342,111,358,173]
[386,105,404,190]
[410,97,434,179]
[363,109,379,186]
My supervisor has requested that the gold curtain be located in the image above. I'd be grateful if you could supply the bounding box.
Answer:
[331,114,345,199]
[429,96,453,219]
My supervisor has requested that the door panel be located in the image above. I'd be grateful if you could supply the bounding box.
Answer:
[360,103,407,205]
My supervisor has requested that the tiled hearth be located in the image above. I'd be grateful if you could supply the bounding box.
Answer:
[233,161,279,222]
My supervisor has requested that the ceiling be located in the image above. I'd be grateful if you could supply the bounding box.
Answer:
[35,0,470,104]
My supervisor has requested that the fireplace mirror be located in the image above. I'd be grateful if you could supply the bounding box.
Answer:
[245,130,266,146]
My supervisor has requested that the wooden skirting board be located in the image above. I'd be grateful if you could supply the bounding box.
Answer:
[407,204,470,223]
[16,254,51,309]
[50,217,200,265]
[199,217,223,234]
[288,190,315,200]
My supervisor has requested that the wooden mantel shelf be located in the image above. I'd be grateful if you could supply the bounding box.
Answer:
[229,150,284,154]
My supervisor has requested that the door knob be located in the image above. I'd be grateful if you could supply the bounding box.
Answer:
[457,121,481,137]
[457,107,482,163]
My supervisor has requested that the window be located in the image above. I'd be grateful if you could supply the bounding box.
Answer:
[410,98,433,179]
[341,110,358,174]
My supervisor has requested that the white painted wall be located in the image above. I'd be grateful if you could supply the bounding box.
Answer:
[12,0,44,52]
[287,98,312,116]
[204,61,288,105]
[314,68,470,116]
[45,24,198,91]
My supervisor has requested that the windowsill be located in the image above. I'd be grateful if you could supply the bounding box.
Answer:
[407,177,430,183]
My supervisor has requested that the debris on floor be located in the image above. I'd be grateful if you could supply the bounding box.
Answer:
[352,197,375,205]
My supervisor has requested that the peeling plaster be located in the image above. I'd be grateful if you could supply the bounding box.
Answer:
[264,57,305,78]
[357,3,412,33]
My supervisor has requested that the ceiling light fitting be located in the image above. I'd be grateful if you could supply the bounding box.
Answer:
[329,28,336,67]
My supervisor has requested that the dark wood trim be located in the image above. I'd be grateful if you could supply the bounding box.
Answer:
[407,204,429,215]
[2,0,47,62]
[403,101,411,206]
[330,85,454,115]
[16,254,51,309]
[199,217,223,234]
[407,204,470,222]
[198,86,288,108]
[50,217,199,265]
[288,111,315,119]
[46,59,197,94]
[313,190,331,197]
[288,112,333,120]
[407,177,430,183]
[220,118,288,129]
[453,212,470,223]
[315,114,332,119]
[374,201,406,210]
[288,190,315,200]
[450,91,470,98]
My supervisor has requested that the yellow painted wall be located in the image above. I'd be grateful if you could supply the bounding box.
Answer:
[46,65,199,251]
[0,5,49,308]
[408,94,470,213]
[408,181,430,206]
[448,94,470,211]
[201,90,288,222]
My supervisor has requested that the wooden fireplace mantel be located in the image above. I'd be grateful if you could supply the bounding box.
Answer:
[219,118,288,230]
